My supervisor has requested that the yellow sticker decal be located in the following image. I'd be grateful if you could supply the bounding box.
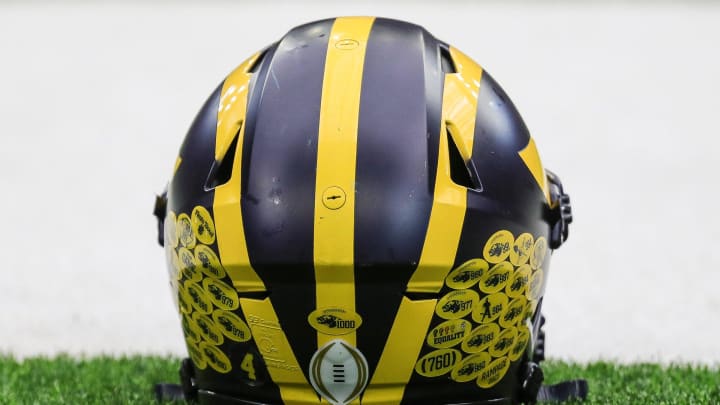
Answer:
[192,312,224,346]
[308,308,363,335]
[483,230,514,264]
[165,211,178,249]
[450,352,491,383]
[489,327,517,358]
[461,323,500,354]
[177,213,196,249]
[186,339,207,370]
[414,349,461,378]
[506,264,531,298]
[445,259,489,290]
[523,299,538,323]
[530,236,547,270]
[427,319,471,349]
[182,314,202,344]
[195,244,226,279]
[178,287,193,315]
[500,296,528,329]
[527,269,545,301]
[509,233,534,266]
[167,247,180,281]
[200,342,232,374]
[212,310,252,342]
[477,356,510,388]
[186,282,213,315]
[436,289,479,320]
[202,278,239,311]
[192,206,216,245]
[472,293,508,324]
[510,324,530,362]
[178,247,202,282]
[479,262,512,294]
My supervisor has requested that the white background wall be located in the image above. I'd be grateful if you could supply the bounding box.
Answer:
[1,1,718,364]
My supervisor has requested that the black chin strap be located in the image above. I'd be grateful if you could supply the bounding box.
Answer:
[537,379,589,403]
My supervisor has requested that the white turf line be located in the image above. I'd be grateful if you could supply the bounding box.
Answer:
[0,2,718,364]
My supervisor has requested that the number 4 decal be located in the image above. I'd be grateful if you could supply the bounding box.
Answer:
[241,353,256,380]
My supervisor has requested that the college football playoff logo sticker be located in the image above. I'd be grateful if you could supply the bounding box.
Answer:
[309,339,369,405]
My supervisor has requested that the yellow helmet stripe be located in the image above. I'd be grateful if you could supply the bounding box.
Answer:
[406,47,482,293]
[213,52,266,292]
[240,298,317,404]
[313,17,375,349]
[518,137,552,205]
[361,297,436,404]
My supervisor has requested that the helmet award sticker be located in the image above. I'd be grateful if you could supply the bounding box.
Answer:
[436,290,479,320]
[202,278,239,311]
[177,213,196,249]
[461,323,500,354]
[165,211,178,248]
[178,247,202,282]
[472,293,508,324]
[506,264,531,298]
[200,341,232,373]
[414,348,461,378]
[445,259,488,290]
[309,339,369,405]
[195,244,226,279]
[308,308,363,335]
[479,262,512,294]
[477,356,510,388]
[192,206,216,245]
[483,230,513,263]
[530,237,547,270]
[427,319,471,349]
[450,352,491,383]
[212,310,252,342]
[509,233,533,266]
[489,327,517,358]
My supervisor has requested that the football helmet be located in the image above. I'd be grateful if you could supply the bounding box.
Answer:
[154,17,583,404]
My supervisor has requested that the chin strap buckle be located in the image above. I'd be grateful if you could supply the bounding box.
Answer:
[546,170,572,249]
[154,358,198,403]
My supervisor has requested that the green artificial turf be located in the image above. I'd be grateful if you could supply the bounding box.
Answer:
[0,356,718,404]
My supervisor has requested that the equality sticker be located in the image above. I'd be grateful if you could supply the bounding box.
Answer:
[450,352,491,383]
[527,269,545,301]
[177,213,196,249]
[477,356,510,388]
[203,278,239,311]
[509,232,534,266]
[489,327,517,358]
[192,312,224,346]
[200,342,232,374]
[414,349,461,378]
[186,282,213,315]
[446,259,489,290]
[461,323,500,354]
[186,339,207,370]
[479,262,512,294]
[472,293,508,324]
[195,244,226,279]
[530,237,547,270]
[192,206,216,245]
[483,230,514,264]
[436,289,479,320]
[427,319,471,349]
[506,264,531,298]
[212,310,252,342]
[500,296,528,329]
[178,248,202,283]
[165,211,178,248]
[510,324,531,362]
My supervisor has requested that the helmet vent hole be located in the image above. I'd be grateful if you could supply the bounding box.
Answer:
[446,124,482,191]
[204,124,241,190]
[440,46,457,74]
